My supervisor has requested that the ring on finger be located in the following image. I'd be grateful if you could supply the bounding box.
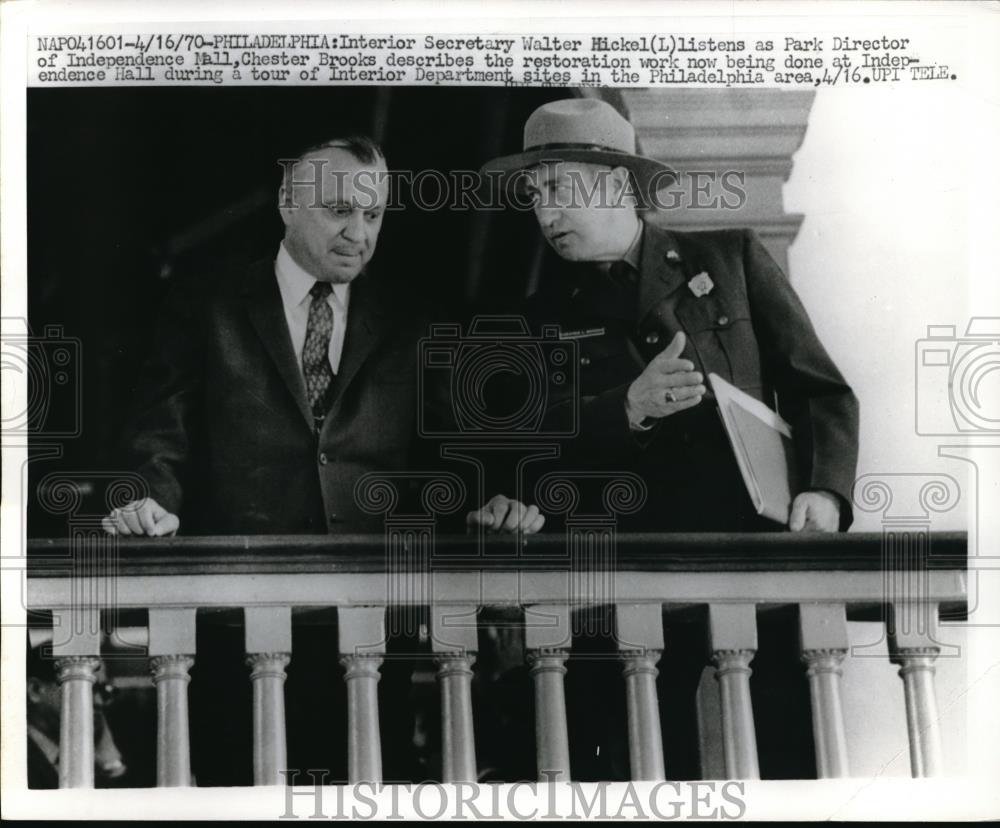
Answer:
[664,388,678,404]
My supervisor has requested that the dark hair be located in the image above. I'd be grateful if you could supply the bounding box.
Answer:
[279,134,386,197]
[296,134,385,166]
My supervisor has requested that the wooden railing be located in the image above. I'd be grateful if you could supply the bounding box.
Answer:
[26,531,967,787]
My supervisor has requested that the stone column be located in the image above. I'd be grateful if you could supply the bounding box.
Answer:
[55,656,102,789]
[708,604,760,780]
[148,608,197,787]
[338,607,388,784]
[244,606,292,786]
[525,603,573,781]
[430,603,479,782]
[616,603,665,781]
[799,603,850,778]
[50,605,103,789]
[149,654,195,786]
[890,602,945,777]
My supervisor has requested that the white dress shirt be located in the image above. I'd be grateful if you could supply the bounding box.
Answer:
[274,243,350,375]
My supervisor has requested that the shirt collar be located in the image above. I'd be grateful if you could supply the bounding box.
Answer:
[275,243,350,307]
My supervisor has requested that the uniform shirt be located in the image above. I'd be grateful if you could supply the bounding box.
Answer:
[274,243,350,375]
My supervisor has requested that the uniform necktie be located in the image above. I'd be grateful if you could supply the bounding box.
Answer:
[608,259,637,288]
[594,259,638,321]
[303,281,335,420]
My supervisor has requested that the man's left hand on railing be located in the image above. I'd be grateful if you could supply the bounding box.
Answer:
[466,494,546,534]
[101,497,180,537]
[788,490,840,533]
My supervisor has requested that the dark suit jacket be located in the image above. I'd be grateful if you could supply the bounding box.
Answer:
[524,222,860,531]
[119,258,443,534]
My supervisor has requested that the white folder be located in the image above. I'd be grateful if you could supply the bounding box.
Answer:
[708,373,798,525]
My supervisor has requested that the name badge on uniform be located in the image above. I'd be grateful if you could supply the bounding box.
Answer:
[558,327,606,340]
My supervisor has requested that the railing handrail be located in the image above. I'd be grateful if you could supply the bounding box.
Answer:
[25,531,968,576]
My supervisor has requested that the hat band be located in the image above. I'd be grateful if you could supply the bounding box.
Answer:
[526,141,634,156]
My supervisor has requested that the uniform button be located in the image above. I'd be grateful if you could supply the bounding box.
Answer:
[645,332,660,345]
[319,452,328,465]
[580,356,591,367]
[717,315,730,326]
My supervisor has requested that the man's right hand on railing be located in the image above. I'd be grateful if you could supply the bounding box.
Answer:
[101,497,179,537]
[466,494,546,535]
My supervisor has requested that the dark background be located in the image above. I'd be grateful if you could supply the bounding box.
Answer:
[26,85,568,535]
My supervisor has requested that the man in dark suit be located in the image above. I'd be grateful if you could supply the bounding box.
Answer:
[484,98,859,534]
[102,135,542,537]
[480,98,860,781]
[98,135,541,785]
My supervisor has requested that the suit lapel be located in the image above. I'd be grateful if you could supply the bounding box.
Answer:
[637,223,689,327]
[325,273,389,420]
[242,259,314,429]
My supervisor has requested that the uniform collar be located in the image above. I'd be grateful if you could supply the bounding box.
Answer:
[591,217,644,277]
[622,219,644,272]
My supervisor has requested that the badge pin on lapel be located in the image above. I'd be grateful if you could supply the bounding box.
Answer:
[688,271,714,297]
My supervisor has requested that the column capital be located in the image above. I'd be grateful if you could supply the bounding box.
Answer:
[435,652,476,678]
[892,647,941,676]
[620,649,662,678]
[150,654,194,683]
[894,645,942,658]
[244,652,290,680]
[54,655,102,683]
[712,648,756,677]
[527,648,570,676]
[340,653,384,681]
[801,648,847,677]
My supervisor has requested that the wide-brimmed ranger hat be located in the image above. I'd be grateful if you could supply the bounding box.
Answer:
[481,98,676,205]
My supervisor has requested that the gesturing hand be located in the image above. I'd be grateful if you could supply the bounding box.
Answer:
[466,494,546,535]
[101,497,179,537]
[625,331,706,426]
